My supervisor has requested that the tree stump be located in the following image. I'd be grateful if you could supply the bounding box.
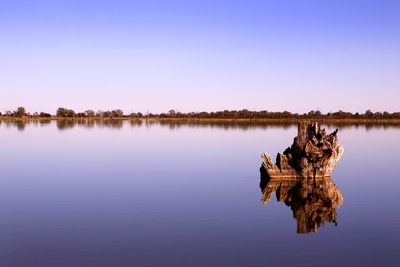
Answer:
[259,122,344,233]
[261,122,344,179]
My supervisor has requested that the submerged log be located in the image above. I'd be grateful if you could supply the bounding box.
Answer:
[261,122,344,179]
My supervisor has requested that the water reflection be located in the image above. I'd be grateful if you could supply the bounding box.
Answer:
[1,119,400,132]
[260,167,343,234]
[54,119,126,130]
[56,120,76,130]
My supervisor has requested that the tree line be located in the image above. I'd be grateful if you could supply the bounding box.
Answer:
[0,107,143,118]
[158,109,400,120]
[1,107,400,120]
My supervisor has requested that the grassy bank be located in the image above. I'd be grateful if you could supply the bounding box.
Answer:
[1,116,400,125]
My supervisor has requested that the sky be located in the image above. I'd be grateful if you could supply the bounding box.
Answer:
[0,0,399,114]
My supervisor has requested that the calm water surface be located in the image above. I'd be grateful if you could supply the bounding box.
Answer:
[0,121,399,266]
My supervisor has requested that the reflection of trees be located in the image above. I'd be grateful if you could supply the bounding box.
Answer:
[130,119,143,127]
[16,122,26,131]
[2,119,400,132]
[1,120,28,131]
[84,120,95,128]
[39,120,51,127]
[55,119,128,130]
[260,167,343,234]
[156,120,294,130]
[56,120,75,131]
[100,120,123,129]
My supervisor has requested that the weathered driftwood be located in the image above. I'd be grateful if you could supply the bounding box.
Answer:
[259,122,344,233]
[261,122,344,179]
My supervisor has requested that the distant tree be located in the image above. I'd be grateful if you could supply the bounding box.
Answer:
[39,112,51,118]
[111,109,124,117]
[307,110,316,117]
[57,107,67,117]
[56,107,76,117]
[76,112,86,118]
[383,111,390,118]
[374,112,383,119]
[168,109,176,117]
[67,110,75,117]
[282,111,291,118]
[103,111,112,117]
[129,112,138,118]
[14,106,26,117]
[365,109,374,119]
[85,110,95,117]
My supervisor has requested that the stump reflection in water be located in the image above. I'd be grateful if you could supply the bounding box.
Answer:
[260,167,343,234]
[259,122,344,234]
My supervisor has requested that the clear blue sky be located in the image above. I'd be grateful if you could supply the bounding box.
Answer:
[1,0,399,114]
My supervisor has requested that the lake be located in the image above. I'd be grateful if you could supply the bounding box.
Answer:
[1,120,399,266]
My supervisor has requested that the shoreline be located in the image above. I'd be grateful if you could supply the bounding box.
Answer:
[1,117,400,125]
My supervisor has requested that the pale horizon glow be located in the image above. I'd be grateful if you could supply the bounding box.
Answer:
[1,0,399,114]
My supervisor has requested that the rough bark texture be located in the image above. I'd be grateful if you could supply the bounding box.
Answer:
[261,122,344,179]
[259,122,344,233]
